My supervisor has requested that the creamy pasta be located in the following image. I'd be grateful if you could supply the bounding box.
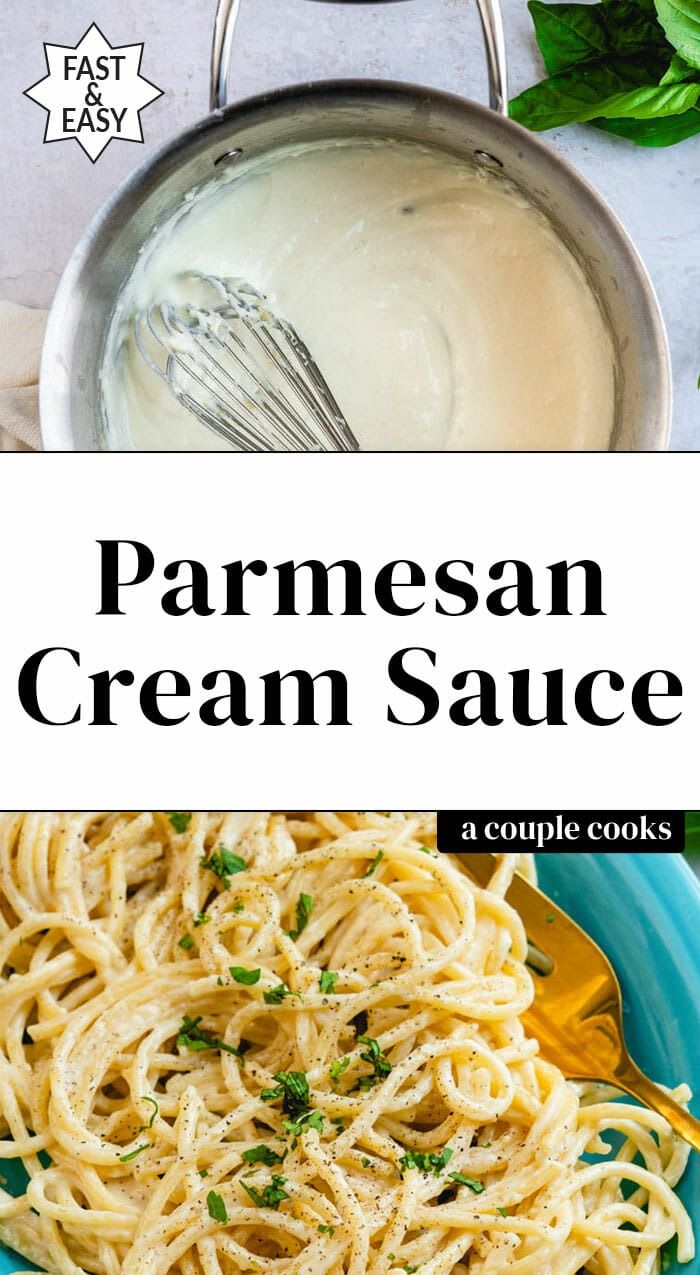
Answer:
[0,813,693,1274]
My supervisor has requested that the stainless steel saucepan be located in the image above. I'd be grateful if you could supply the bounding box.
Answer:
[40,0,671,449]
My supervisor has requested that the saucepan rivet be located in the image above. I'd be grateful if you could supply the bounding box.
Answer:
[474,149,504,169]
[215,147,244,167]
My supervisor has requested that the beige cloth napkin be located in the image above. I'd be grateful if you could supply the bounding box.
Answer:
[0,302,48,451]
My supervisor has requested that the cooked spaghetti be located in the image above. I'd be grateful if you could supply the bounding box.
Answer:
[0,812,693,1274]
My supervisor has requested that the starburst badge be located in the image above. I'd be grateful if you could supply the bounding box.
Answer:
[25,23,163,163]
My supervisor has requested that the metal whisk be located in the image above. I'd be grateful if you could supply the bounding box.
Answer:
[133,272,359,451]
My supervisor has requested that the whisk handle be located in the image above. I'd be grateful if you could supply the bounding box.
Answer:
[210,0,508,116]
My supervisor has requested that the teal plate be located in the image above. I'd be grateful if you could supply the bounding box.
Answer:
[1,852,698,1273]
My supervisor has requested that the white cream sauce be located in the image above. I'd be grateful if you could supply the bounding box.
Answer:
[101,138,616,450]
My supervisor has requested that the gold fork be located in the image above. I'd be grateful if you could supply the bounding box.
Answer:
[453,852,700,1152]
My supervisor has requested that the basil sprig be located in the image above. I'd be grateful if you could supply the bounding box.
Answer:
[510,0,700,147]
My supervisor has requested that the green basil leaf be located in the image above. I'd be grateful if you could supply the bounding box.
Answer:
[685,812,700,853]
[510,56,671,130]
[655,0,700,68]
[594,104,700,142]
[528,0,669,75]
[515,0,700,146]
[660,51,700,81]
[595,80,700,116]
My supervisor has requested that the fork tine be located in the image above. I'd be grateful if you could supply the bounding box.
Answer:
[453,851,595,953]
[451,851,700,1149]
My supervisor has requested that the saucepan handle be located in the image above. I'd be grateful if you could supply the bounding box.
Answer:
[210,0,508,116]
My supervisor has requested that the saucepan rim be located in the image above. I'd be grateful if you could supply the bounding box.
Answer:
[40,77,672,451]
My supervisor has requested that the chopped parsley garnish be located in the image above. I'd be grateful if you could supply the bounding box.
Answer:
[176,1015,243,1057]
[349,1010,368,1037]
[497,1207,509,1217]
[330,1056,350,1084]
[331,1117,346,1132]
[241,1174,290,1210]
[353,1036,391,1090]
[318,1223,336,1236]
[232,901,245,914]
[230,966,261,986]
[288,892,314,941]
[359,1035,391,1076]
[141,1096,159,1129]
[319,970,339,994]
[241,1144,285,1166]
[404,1265,421,1273]
[199,1168,209,1177]
[261,1070,310,1119]
[283,1110,324,1139]
[201,846,247,887]
[363,850,384,877]
[207,1190,228,1223]
[119,1143,148,1162]
[352,1075,381,1092]
[361,1156,371,1168]
[399,1147,454,1176]
[545,911,556,923]
[259,1083,322,1148]
[178,933,195,950]
[194,912,210,927]
[263,982,299,1005]
[168,812,191,834]
[449,1172,484,1193]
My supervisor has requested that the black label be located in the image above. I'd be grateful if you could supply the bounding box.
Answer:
[437,810,686,852]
